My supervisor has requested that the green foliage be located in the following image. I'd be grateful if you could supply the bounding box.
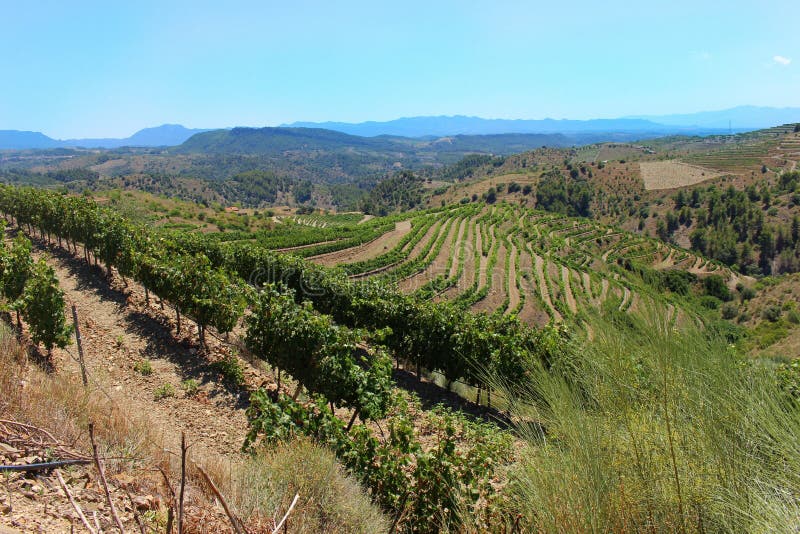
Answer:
[703,274,731,301]
[698,295,721,310]
[244,391,514,532]
[762,304,782,322]
[153,383,175,400]
[738,285,757,301]
[501,314,800,532]
[721,302,739,320]
[535,169,593,217]
[293,180,313,204]
[360,171,424,215]
[210,354,245,386]
[134,359,153,376]
[3,233,33,306]
[181,378,200,396]
[20,260,72,354]
[245,285,393,421]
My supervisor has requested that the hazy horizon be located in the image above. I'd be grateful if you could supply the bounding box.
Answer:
[2,1,798,138]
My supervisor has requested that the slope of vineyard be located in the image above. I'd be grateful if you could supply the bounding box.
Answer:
[271,201,738,327]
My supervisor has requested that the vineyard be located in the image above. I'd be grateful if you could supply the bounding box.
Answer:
[267,203,735,330]
[0,185,571,531]
[0,181,775,532]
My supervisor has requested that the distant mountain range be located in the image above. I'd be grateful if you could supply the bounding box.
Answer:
[0,124,210,150]
[176,126,576,156]
[628,106,800,129]
[2,106,800,151]
[282,116,680,137]
[283,106,800,137]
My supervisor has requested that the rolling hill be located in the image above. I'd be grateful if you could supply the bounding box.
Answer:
[0,124,210,149]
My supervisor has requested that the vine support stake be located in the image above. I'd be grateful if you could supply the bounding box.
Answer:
[196,465,245,534]
[71,305,88,387]
[178,432,188,534]
[272,494,298,534]
[89,422,125,533]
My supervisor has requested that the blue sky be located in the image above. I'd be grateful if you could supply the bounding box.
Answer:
[1,0,798,138]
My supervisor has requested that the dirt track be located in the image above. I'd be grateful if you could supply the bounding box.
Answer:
[310,220,412,266]
[33,241,257,460]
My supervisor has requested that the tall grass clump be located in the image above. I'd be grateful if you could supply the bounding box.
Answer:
[497,305,800,533]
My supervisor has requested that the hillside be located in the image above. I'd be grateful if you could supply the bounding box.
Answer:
[424,124,800,277]
[0,125,209,150]
[3,182,800,532]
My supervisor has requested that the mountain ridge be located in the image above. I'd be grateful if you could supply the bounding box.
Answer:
[281,106,800,137]
[4,106,800,150]
[0,124,210,150]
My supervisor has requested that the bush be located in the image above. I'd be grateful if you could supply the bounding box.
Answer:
[500,314,800,532]
[181,378,200,396]
[762,305,782,322]
[154,383,175,400]
[721,302,739,320]
[19,260,73,355]
[787,309,800,325]
[134,359,153,376]
[704,275,731,301]
[738,285,757,301]
[231,439,389,532]
[211,354,245,386]
[699,295,721,310]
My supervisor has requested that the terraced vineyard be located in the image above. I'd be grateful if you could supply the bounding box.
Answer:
[240,202,736,327]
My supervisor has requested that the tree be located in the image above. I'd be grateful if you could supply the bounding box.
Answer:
[20,259,72,356]
[674,190,687,209]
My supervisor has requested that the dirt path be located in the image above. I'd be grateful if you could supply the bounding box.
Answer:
[442,218,475,300]
[477,225,491,289]
[561,266,578,314]
[600,278,610,303]
[506,243,520,313]
[449,217,468,279]
[472,238,507,313]
[534,254,562,322]
[470,221,483,288]
[618,285,631,311]
[655,247,675,269]
[582,272,592,299]
[400,217,460,292]
[310,220,412,266]
[34,243,256,460]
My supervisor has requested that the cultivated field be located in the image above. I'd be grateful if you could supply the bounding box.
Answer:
[639,160,723,190]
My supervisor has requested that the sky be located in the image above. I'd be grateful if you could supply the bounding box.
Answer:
[0,0,798,138]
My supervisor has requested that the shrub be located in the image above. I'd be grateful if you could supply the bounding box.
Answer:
[231,438,389,531]
[211,354,245,386]
[738,285,757,301]
[19,260,72,355]
[699,295,721,310]
[704,275,731,301]
[181,378,200,396]
[762,305,782,322]
[153,383,175,400]
[721,302,739,320]
[134,359,153,376]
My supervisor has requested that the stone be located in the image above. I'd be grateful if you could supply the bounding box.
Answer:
[131,494,154,511]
